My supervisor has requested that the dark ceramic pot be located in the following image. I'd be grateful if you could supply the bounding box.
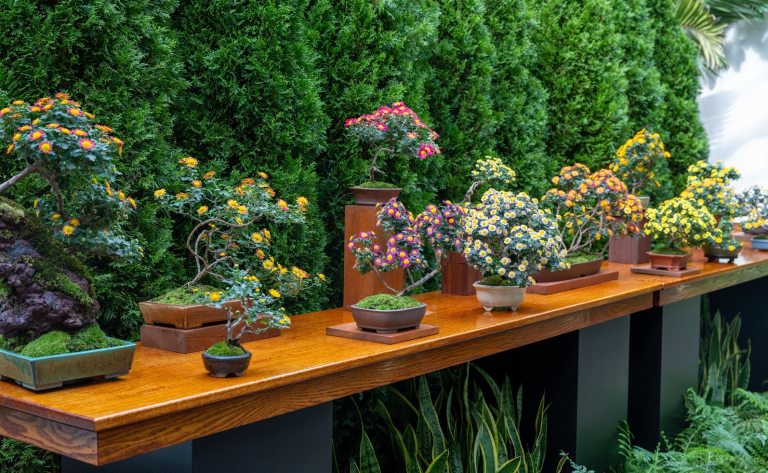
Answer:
[202,350,252,378]
[647,252,691,271]
[751,238,768,251]
[535,258,602,283]
[703,244,741,263]
[350,187,402,206]
[349,303,427,334]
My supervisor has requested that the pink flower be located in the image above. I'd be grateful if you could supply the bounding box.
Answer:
[374,122,388,132]
[344,118,356,127]
[417,144,435,159]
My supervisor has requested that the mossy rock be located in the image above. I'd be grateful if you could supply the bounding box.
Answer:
[0,197,98,338]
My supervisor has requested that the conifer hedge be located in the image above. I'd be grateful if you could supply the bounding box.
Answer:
[0,0,709,317]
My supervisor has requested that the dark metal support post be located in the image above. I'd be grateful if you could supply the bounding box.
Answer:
[62,402,333,473]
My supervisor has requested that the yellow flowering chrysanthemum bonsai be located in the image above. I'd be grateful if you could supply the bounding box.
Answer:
[610,129,671,198]
[645,197,721,255]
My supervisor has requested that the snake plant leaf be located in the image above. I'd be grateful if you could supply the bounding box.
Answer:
[359,430,382,473]
[424,450,451,473]
[474,418,499,473]
[474,364,503,407]
[497,457,522,473]
[418,376,447,459]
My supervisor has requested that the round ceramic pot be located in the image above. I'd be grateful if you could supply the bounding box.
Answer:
[472,283,526,312]
[703,244,741,263]
[350,187,402,206]
[637,196,650,209]
[647,252,691,271]
[349,303,427,334]
[202,350,252,378]
[534,258,602,283]
[751,238,768,251]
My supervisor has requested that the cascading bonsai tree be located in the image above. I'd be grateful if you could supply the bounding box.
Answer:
[540,164,644,262]
[154,159,325,355]
[644,197,721,255]
[462,189,567,287]
[0,94,140,355]
[344,101,440,188]
[609,129,671,197]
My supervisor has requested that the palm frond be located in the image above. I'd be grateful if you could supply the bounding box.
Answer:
[706,0,768,23]
[676,0,728,71]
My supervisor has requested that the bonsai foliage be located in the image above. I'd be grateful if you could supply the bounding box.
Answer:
[344,101,440,185]
[541,164,643,256]
[738,186,768,234]
[644,197,721,253]
[348,198,463,296]
[463,156,516,203]
[0,94,140,257]
[711,219,742,252]
[462,189,567,287]
[680,160,741,219]
[610,129,671,196]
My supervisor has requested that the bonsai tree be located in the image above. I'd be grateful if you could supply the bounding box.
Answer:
[0,94,139,353]
[344,101,440,187]
[609,129,671,197]
[462,156,517,204]
[680,160,741,220]
[540,164,643,261]
[462,189,568,287]
[644,197,721,254]
[737,186,768,235]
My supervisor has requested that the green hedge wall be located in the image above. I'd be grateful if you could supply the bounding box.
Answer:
[0,0,708,318]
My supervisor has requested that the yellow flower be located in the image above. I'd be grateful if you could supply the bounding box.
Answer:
[62,225,75,236]
[269,288,281,298]
[318,273,326,281]
[197,205,208,215]
[128,197,137,209]
[70,218,80,227]
[178,157,198,168]
[204,171,216,179]
[296,196,309,208]
[258,172,268,179]
[256,249,266,260]
[192,180,202,188]
[227,199,239,208]
[237,205,248,215]
[251,232,263,243]
[277,199,289,211]
[209,292,221,302]
[52,213,61,220]
[154,189,167,198]
[176,192,189,200]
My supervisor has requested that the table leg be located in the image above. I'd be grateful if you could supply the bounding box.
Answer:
[628,297,700,449]
[62,402,332,473]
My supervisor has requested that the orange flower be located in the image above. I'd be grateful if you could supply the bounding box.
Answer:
[29,130,45,141]
[78,139,95,150]
[6,144,14,155]
[38,142,53,154]
[59,128,72,135]
[176,192,189,200]
[241,178,255,186]
[73,129,88,137]
[68,108,83,117]
[204,171,216,179]
[46,123,60,129]
[95,124,114,133]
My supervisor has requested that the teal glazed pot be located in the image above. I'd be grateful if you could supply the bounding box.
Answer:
[0,340,136,391]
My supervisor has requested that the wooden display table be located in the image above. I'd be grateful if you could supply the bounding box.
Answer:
[0,249,767,470]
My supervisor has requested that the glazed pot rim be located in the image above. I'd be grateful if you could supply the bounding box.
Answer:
[201,350,252,361]
[350,185,403,191]
[0,338,134,361]
[472,282,523,289]
[140,299,239,309]
[350,302,427,313]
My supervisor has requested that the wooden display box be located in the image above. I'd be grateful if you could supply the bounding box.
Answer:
[609,235,650,264]
[441,252,482,295]
[141,324,279,354]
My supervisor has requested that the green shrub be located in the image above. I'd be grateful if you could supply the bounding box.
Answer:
[20,331,71,358]
[206,341,246,357]
[0,439,59,473]
[355,294,422,310]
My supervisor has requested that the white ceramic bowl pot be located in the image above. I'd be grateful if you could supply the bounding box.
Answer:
[472,282,526,312]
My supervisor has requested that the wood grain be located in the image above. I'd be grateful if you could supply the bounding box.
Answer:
[140,324,280,353]
[1,250,767,465]
[526,270,619,295]
[343,205,403,308]
[609,235,650,264]
[630,265,702,277]
[441,251,482,295]
[326,323,439,344]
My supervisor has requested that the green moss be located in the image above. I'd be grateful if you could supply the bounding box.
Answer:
[33,271,93,307]
[0,280,10,299]
[754,235,768,241]
[0,200,25,225]
[355,181,400,189]
[67,324,121,352]
[650,245,688,255]
[356,294,422,310]
[206,341,246,356]
[19,331,71,358]
[0,335,13,352]
[478,275,515,287]
[153,285,217,305]
[565,252,602,264]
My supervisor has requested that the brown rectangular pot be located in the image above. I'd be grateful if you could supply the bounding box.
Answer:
[139,300,243,329]
[648,252,691,271]
[441,252,483,296]
[609,235,651,264]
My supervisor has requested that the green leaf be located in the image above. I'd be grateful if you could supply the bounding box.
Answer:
[676,0,727,72]
[359,430,382,473]
[474,419,499,473]
[497,457,522,473]
[420,376,447,459]
[425,450,451,473]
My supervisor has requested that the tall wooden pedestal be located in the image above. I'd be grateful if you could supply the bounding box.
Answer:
[343,205,403,308]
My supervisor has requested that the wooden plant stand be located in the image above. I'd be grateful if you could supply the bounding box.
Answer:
[326,323,438,344]
[140,324,279,353]
[441,252,482,295]
[630,265,702,277]
[608,236,651,264]
[526,270,619,295]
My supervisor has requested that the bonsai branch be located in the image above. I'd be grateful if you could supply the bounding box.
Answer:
[0,164,38,194]
[369,147,394,182]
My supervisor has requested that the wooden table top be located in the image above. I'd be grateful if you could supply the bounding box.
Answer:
[2,247,768,465]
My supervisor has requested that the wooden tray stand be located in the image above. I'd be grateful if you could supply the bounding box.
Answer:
[141,324,280,353]
[326,323,439,344]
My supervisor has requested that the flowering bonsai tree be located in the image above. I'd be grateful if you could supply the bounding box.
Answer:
[462,190,567,287]
[680,160,741,220]
[610,129,671,196]
[463,156,517,203]
[348,198,463,297]
[0,94,139,345]
[737,186,768,235]
[344,101,440,187]
[540,164,643,259]
[154,159,325,351]
[644,197,721,254]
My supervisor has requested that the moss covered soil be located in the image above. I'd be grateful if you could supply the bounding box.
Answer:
[206,341,247,356]
[152,285,218,305]
[0,325,122,358]
[356,294,422,310]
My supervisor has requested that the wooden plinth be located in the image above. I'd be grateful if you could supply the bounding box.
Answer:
[609,236,650,264]
[734,232,751,244]
[441,252,482,295]
[526,270,619,295]
[140,324,280,353]
[326,323,439,344]
[343,205,403,308]
[631,265,702,277]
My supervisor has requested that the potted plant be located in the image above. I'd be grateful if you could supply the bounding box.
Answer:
[737,186,768,248]
[703,219,742,262]
[680,160,740,223]
[644,197,721,270]
[462,189,568,311]
[0,94,140,390]
[610,129,672,207]
[442,156,517,295]
[148,160,324,330]
[346,198,459,332]
[198,269,292,377]
[344,101,440,205]
[540,164,642,280]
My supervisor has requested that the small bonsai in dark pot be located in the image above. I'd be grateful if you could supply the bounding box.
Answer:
[343,102,440,205]
[0,94,140,390]
[200,269,293,378]
[703,219,743,263]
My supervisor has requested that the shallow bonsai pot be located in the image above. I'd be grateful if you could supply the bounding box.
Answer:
[0,340,136,391]
[472,283,525,312]
[349,303,427,334]
[350,186,402,206]
[202,350,252,378]
[703,244,741,263]
[751,238,768,251]
[647,252,691,271]
[534,258,602,283]
[139,300,243,329]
